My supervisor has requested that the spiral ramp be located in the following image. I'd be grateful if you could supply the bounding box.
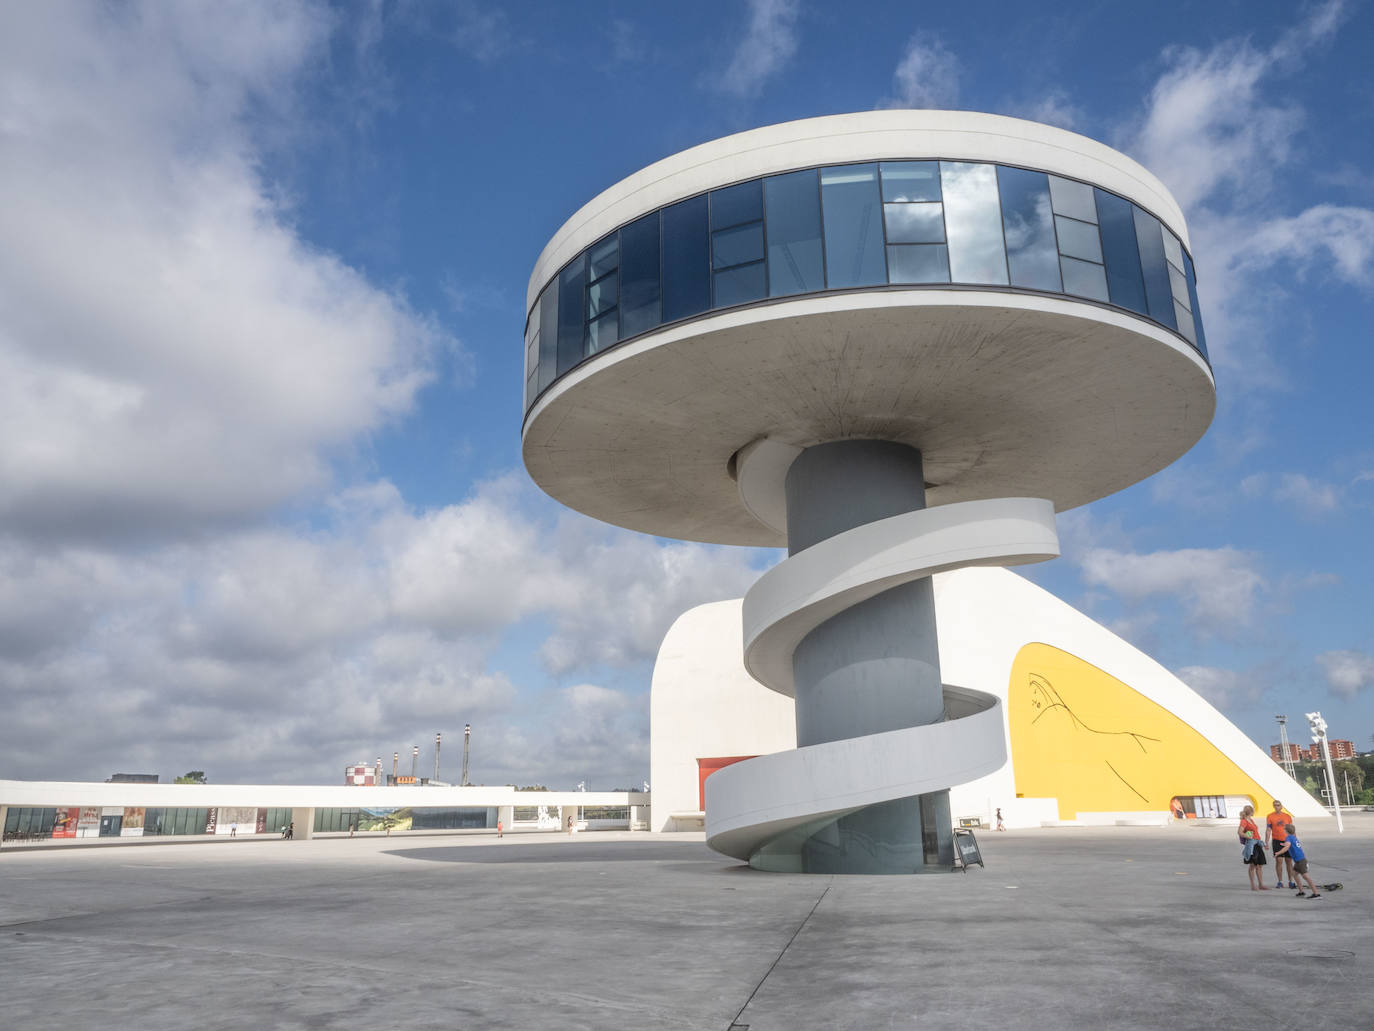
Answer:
[705,497,1060,870]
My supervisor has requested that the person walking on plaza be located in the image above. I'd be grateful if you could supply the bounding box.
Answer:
[1272,824,1321,898]
[1238,805,1269,890]
[1265,800,1296,889]
[995,808,1005,831]
[230,821,237,837]
[287,821,294,840]
[496,819,503,838]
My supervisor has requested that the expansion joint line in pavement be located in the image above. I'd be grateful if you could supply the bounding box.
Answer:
[728,882,831,1030]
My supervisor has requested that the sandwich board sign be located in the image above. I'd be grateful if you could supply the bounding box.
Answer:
[954,829,984,871]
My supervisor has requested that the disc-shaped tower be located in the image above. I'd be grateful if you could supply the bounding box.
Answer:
[521,112,1214,874]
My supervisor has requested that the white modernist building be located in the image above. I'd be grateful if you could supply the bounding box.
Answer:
[525,110,1236,872]
[650,567,1324,844]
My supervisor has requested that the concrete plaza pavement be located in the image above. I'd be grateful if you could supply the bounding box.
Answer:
[2,816,1371,1030]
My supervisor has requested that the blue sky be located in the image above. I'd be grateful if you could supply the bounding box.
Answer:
[1,0,1371,787]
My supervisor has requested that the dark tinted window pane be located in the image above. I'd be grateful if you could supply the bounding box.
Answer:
[712,222,765,269]
[1048,175,1097,223]
[661,195,709,322]
[586,310,618,354]
[1054,216,1103,263]
[588,235,618,280]
[884,203,945,243]
[881,161,941,202]
[556,257,586,375]
[941,162,1008,285]
[1132,206,1177,329]
[710,180,763,230]
[586,273,617,317]
[764,169,823,296]
[1060,255,1109,302]
[537,282,559,393]
[713,261,767,307]
[997,166,1060,291]
[1094,188,1147,315]
[1184,252,1208,360]
[887,244,950,283]
[820,164,887,288]
[619,211,660,338]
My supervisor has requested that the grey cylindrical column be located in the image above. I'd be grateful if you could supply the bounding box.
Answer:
[784,440,952,873]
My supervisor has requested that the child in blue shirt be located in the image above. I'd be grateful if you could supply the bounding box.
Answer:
[1273,824,1319,898]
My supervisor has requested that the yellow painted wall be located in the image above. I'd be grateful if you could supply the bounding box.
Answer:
[1009,642,1269,820]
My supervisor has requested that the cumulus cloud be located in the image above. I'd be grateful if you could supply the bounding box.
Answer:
[1316,650,1374,699]
[0,476,764,784]
[1175,665,1265,710]
[1011,90,1082,131]
[0,2,445,546]
[884,35,960,109]
[1077,546,1265,631]
[1116,1,1366,386]
[715,0,799,99]
[1241,472,1343,517]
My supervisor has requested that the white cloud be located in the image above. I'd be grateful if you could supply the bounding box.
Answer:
[1077,546,1265,630]
[1013,90,1081,131]
[1175,665,1264,710]
[1241,472,1343,517]
[884,35,959,109]
[0,2,446,545]
[1316,650,1374,699]
[1117,1,1367,388]
[715,0,799,100]
[0,475,764,784]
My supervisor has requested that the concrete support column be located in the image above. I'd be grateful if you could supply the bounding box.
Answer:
[291,806,314,840]
[497,805,514,832]
[784,440,952,873]
[559,804,578,835]
[0,805,7,845]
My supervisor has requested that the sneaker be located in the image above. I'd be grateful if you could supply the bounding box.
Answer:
[1288,881,1297,889]
[1308,893,1322,899]
[1275,881,1283,889]
[1295,892,1306,897]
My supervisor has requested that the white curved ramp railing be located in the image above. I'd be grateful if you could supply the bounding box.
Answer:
[708,497,1059,869]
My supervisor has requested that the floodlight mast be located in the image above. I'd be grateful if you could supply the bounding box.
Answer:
[1305,711,1344,833]
[523,111,1215,873]
[1275,714,1297,779]
[461,723,471,787]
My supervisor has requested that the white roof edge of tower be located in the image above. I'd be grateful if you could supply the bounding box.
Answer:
[527,110,1190,312]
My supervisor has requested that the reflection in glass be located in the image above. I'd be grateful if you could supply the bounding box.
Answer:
[1054,215,1103,264]
[710,179,763,229]
[713,262,767,307]
[1048,175,1098,223]
[887,244,950,283]
[586,274,617,317]
[712,222,765,269]
[586,311,618,354]
[1162,230,1185,272]
[1132,207,1177,330]
[1168,264,1190,309]
[883,203,945,244]
[820,164,887,289]
[1094,188,1147,315]
[881,161,941,202]
[1184,253,1208,360]
[588,235,618,280]
[556,258,586,375]
[997,166,1060,291]
[765,169,824,296]
[537,281,559,392]
[1060,255,1109,302]
[941,162,1008,285]
[619,211,661,338]
[662,195,710,322]
[1173,301,1196,344]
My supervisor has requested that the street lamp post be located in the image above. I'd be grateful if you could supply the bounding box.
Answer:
[1305,711,1344,834]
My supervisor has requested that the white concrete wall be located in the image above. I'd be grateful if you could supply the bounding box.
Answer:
[649,599,794,831]
[650,568,1323,833]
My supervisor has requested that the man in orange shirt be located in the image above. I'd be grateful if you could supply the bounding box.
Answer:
[1265,800,1296,889]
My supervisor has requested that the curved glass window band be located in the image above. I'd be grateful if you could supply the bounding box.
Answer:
[528,159,1207,413]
